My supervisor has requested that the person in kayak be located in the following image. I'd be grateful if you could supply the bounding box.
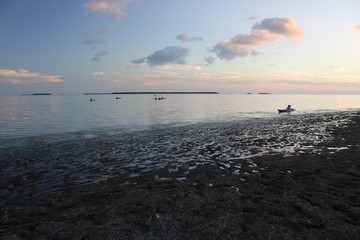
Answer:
[286,105,292,111]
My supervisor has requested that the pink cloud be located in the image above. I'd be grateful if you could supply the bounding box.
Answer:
[84,0,135,19]
[211,30,274,60]
[253,17,303,38]
[229,30,276,46]
[0,68,63,84]
[211,17,303,60]
[354,24,360,31]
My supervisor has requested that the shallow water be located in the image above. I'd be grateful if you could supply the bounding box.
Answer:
[1,94,359,138]
[0,111,356,207]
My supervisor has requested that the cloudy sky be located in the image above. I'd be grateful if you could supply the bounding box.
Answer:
[0,0,359,95]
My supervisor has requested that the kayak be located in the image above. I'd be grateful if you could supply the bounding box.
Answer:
[278,108,295,113]
[89,99,96,102]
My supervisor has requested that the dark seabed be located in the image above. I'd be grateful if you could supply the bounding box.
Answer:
[1,111,360,239]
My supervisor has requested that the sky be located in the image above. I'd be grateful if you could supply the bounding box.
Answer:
[0,0,360,95]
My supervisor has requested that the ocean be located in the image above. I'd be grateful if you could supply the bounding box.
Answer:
[1,94,359,139]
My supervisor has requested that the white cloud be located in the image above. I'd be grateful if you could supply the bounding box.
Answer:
[0,68,63,84]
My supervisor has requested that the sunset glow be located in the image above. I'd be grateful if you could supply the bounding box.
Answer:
[0,0,359,95]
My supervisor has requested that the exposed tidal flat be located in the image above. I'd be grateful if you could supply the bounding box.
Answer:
[1,111,360,239]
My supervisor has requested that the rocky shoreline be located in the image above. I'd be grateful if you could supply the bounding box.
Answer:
[1,111,360,239]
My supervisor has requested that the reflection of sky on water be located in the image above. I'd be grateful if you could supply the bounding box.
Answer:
[0,94,359,138]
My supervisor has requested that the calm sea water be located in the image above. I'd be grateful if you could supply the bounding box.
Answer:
[0,94,359,139]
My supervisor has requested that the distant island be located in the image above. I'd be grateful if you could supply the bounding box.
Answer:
[257,93,272,94]
[84,92,219,95]
[83,93,112,95]
[21,93,51,96]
